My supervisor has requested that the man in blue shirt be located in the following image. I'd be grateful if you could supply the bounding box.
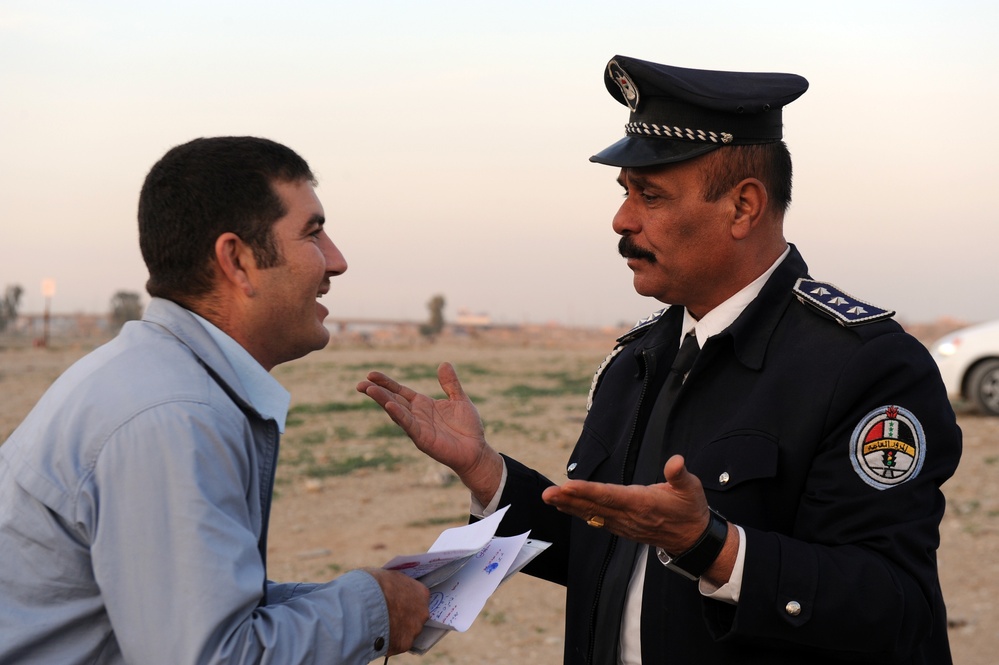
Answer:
[0,136,429,664]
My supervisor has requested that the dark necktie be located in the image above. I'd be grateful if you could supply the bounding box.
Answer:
[632,331,700,485]
[637,333,700,662]
[590,332,699,664]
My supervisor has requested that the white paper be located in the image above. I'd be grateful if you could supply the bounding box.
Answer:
[425,531,528,632]
[381,506,510,582]
[380,505,552,656]
[428,505,510,552]
[501,537,552,581]
[408,537,552,654]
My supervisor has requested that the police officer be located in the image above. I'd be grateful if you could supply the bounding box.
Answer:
[359,55,962,664]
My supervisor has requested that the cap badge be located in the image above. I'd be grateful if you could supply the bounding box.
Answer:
[607,60,640,112]
[850,405,926,490]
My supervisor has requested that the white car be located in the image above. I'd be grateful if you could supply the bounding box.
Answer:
[930,319,999,416]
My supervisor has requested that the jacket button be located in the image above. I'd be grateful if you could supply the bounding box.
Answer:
[785,601,802,616]
[374,636,386,651]
[718,471,730,485]
[567,462,578,473]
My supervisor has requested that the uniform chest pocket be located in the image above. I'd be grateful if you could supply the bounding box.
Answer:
[687,431,779,491]
[564,425,615,480]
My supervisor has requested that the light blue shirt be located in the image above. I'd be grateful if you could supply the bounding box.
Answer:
[190,311,290,432]
[0,298,390,664]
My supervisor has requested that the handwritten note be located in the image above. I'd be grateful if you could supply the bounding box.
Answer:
[381,505,551,654]
[426,531,528,631]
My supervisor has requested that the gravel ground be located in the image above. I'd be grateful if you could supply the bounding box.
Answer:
[2,334,995,664]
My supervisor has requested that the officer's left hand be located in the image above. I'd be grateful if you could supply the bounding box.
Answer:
[541,454,711,555]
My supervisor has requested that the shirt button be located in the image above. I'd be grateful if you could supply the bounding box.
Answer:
[785,601,802,616]
[718,471,730,485]
[374,636,386,651]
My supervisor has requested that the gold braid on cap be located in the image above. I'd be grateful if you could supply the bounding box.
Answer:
[625,122,734,144]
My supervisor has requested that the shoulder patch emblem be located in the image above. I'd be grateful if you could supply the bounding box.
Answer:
[793,278,894,326]
[850,405,926,490]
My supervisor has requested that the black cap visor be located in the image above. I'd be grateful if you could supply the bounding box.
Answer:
[589,135,721,168]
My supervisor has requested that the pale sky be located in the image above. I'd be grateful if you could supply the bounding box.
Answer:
[2,0,997,328]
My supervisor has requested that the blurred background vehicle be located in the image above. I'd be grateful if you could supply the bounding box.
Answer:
[930,319,999,416]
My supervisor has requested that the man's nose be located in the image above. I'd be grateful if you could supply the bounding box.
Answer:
[321,233,348,275]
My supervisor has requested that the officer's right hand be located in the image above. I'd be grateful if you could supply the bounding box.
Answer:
[365,568,430,655]
[357,363,504,505]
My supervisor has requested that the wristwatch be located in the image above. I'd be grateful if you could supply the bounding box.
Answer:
[656,509,729,581]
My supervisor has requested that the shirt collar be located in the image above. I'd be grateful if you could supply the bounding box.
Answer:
[682,244,791,348]
[189,311,291,433]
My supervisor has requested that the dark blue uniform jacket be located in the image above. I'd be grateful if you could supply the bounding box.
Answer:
[495,245,961,664]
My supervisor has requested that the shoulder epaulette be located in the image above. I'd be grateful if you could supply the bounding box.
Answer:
[616,307,669,344]
[793,278,894,326]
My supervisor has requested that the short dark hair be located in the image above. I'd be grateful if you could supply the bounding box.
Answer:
[138,136,315,303]
[699,141,793,215]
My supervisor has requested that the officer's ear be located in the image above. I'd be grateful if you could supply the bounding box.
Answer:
[730,178,767,240]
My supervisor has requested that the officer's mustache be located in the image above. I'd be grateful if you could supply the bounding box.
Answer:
[618,236,656,262]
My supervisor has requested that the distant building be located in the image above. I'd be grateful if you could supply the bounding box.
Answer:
[455,308,491,328]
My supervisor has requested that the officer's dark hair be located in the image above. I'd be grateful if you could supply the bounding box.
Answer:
[699,141,793,215]
[138,136,315,305]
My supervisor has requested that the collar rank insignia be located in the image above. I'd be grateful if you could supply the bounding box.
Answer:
[587,307,668,411]
[850,405,926,490]
[617,307,667,344]
[793,278,894,326]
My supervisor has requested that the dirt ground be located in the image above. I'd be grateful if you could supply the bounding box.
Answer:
[1,332,997,664]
